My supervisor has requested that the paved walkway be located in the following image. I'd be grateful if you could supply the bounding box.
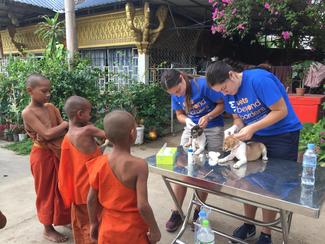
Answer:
[0,135,324,244]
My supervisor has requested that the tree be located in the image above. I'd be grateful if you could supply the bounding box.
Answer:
[209,0,325,51]
[35,13,65,56]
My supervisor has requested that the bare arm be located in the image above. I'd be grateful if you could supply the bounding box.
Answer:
[199,100,224,128]
[136,160,161,243]
[84,125,106,139]
[22,110,68,141]
[233,114,245,130]
[175,110,188,124]
[235,98,288,141]
[87,187,101,241]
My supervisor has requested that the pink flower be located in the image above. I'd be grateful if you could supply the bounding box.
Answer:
[212,8,219,19]
[219,10,225,18]
[208,0,214,3]
[237,23,245,30]
[232,8,237,15]
[222,0,232,4]
[211,25,217,34]
[264,2,270,10]
[281,31,291,40]
[216,24,226,33]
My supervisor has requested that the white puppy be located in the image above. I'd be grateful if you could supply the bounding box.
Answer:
[218,135,268,169]
[184,125,206,156]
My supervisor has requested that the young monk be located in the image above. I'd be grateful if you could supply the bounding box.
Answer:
[22,74,70,242]
[58,95,106,244]
[87,111,161,244]
[0,210,6,229]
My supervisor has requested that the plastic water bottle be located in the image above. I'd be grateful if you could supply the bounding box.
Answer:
[194,209,207,244]
[196,219,215,244]
[300,184,315,206]
[188,147,194,176]
[301,143,317,186]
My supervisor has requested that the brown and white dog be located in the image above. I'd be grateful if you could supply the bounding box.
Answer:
[218,135,268,168]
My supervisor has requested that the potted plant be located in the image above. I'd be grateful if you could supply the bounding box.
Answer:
[134,116,145,145]
[292,61,312,96]
[9,124,20,142]
[15,124,27,141]
[5,128,14,142]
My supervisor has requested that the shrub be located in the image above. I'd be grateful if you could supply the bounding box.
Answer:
[0,53,102,123]
[299,119,325,165]
[97,82,171,137]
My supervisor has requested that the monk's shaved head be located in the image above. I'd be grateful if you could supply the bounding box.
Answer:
[64,96,91,119]
[104,110,136,144]
[26,74,49,88]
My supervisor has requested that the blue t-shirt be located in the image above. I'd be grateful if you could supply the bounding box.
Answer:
[172,77,224,128]
[224,69,302,136]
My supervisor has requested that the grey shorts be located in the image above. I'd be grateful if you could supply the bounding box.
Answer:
[180,126,224,152]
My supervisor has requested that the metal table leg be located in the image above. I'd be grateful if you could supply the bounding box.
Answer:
[172,192,196,244]
[163,176,185,218]
[162,176,294,244]
[280,209,292,244]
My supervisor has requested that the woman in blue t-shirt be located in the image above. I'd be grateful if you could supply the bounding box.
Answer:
[206,60,302,244]
[160,69,225,232]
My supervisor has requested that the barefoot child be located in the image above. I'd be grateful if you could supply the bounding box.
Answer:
[87,111,161,244]
[58,96,106,244]
[22,74,70,242]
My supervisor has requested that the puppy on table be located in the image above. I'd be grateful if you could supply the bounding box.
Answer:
[218,135,268,169]
[184,125,207,165]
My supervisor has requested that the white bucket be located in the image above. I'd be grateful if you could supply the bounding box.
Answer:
[135,125,144,145]
[18,133,27,142]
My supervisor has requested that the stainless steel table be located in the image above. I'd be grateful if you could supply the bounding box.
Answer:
[146,148,325,244]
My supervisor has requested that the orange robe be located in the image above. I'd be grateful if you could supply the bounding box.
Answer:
[25,103,70,225]
[87,155,149,244]
[59,135,101,244]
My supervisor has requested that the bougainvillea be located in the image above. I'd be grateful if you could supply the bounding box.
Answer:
[209,0,325,50]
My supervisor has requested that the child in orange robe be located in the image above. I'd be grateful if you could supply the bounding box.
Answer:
[22,74,70,243]
[86,111,161,244]
[58,96,106,244]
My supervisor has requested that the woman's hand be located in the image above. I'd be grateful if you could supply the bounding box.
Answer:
[234,125,256,141]
[185,118,196,128]
[198,115,210,129]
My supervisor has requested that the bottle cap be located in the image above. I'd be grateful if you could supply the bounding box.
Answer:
[307,144,315,150]
[188,147,193,153]
[198,209,207,218]
[202,219,209,227]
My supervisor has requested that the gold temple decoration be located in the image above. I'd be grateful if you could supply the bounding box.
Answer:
[125,2,167,54]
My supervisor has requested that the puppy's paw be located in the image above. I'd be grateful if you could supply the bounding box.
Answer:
[233,163,240,169]
[218,158,227,164]
[233,161,246,169]
[183,142,191,148]
[262,156,268,161]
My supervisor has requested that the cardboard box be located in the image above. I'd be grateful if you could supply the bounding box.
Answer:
[156,147,177,168]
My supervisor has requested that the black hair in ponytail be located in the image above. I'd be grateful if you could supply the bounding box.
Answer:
[161,69,195,113]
